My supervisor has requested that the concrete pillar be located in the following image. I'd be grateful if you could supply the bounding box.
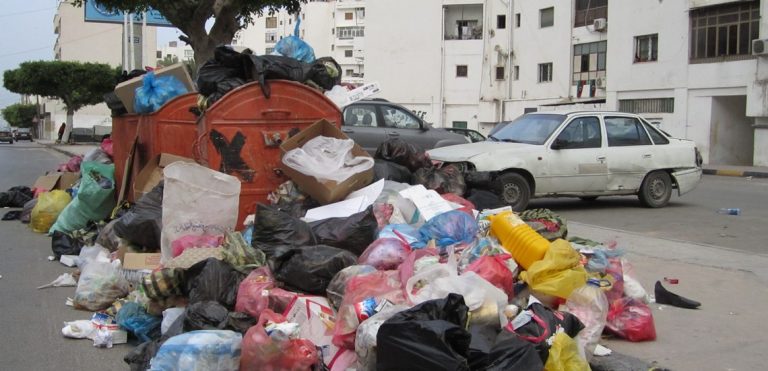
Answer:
[754,118,768,167]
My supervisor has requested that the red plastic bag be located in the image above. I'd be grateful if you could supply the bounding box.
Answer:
[465,254,515,297]
[236,267,297,318]
[358,238,411,270]
[441,193,475,216]
[332,270,406,350]
[605,297,656,342]
[240,309,319,371]
[59,155,82,173]
[100,138,114,157]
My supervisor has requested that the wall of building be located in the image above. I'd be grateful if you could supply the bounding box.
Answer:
[709,95,753,165]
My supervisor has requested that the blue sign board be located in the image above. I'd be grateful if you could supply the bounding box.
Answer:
[83,1,174,27]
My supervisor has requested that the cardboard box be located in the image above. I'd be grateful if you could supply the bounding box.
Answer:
[113,63,195,114]
[32,172,80,192]
[133,153,195,200]
[280,120,373,204]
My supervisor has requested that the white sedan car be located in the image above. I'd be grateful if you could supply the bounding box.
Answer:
[428,111,702,211]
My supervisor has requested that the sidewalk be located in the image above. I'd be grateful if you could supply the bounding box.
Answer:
[37,140,98,158]
[702,164,768,178]
[569,222,768,371]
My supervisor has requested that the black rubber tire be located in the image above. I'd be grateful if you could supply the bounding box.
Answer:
[638,171,672,208]
[579,196,599,202]
[495,172,531,212]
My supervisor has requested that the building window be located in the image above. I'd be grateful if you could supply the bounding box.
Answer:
[456,65,468,77]
[337,26,364,39]
[618,98,675,114]
[497,15,506,29]
[690,1,759,62]
[540,7,554,28]
[538,63,553,82]
[266,17,277,28]
[495,66,505,80]
[634,34,658,62]
[345,12,353,20]
[356,8,365,19]
[444,4,483,40]
[346,69,354,77]
[266,32,277,43]
[289,18,292,25]
[156,50,162,58]
[331,45,335,51]
[345,50,353,58]
[452,121,468,129]
[265,47,275,54]
[513,65,520,80]
[574,0,607,28]
[515,13,521,28]
[572,41,607,85]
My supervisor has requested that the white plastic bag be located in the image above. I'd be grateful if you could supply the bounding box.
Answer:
[162,307,186,335]
[160,162,241,264]
[355,304,410,371]
[74,259,130,311]
[563,281,609,361]
[282,136,374,183]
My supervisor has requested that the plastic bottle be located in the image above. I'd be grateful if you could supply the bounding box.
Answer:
[563,278,609,361]
[488,211,550,270]
[716,208,741,216]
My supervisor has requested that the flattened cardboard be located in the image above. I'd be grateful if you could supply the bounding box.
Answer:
[133,153,194,200]
[113,63,195,114]
[123,252,162,270]
[279,120,373,205]
[33,172,80,192]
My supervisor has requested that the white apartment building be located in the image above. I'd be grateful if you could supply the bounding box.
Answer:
[43,0,157,139]
[237,0,364,84]
[366,0,768,167]
[157,41,194,66]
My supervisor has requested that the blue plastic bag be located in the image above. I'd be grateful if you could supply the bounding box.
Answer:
[273,18,315,63]
[134,72,188,114]
[418,210,478,248]
[379,224,423,248]
[116,301,162,342]
[150,330,242,371]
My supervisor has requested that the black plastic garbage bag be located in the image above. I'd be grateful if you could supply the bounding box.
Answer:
[509,302,585,362]
[309,206,378,256]
[227,311,258,334]
[466,189,505,211]
[485,331,544,370]
[268,244,357,295]
[20,198,36,224]
[51,230,83,258]
[372,159,413,183]
[252,203,316,253]
[183,301,230,332]
[3,210,21,220]
[113,182,163,252]
[413,165,466,196]
[377,293,472,371]
[124,311,186,371]
[196,46,251,104]
[0,186,33,207]
[249,55,341,98]
[184,258,245,310]
[374,138,431,172]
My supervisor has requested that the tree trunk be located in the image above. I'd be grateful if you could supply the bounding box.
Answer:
[62,108,74,143]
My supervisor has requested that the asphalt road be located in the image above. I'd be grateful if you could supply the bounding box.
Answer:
[0,142,128,370]
[529,174,768,256]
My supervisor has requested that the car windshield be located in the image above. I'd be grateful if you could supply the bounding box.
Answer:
[489,114,566,145]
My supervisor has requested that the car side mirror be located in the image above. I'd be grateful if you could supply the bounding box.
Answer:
[551,139,567,150]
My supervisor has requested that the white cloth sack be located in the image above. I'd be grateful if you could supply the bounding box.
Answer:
[282,136,374,183]
[160,162,241,264]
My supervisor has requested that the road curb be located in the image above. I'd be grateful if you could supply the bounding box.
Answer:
[39,142,81,158]
[702,168,768,178]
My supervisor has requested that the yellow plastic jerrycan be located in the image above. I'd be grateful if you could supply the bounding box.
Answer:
[489,211,550,270]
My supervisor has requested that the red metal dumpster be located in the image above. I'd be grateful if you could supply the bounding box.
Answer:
[196,80,342,228]
[112,93,200,202]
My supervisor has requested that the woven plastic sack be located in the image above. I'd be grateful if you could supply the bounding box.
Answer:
[30,190,71,233]
[519,239,588,299]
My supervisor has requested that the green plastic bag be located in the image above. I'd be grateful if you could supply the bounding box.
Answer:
[49,162,116,234]
[519,239,587,299]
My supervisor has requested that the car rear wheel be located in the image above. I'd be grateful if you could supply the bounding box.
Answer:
[579,196,599,202]
[638,171,672,208]
[495,172,531,212]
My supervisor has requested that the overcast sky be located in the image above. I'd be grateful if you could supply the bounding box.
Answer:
[0,0,178,126]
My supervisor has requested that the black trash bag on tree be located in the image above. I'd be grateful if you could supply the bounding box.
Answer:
[309,206,378,256]
[113,182,163,252]
[183,258,245,310]
[374,138,432,172]
[268,245,357,295]
[413,164,467,196]
[372,159,412,183]
[376,293,472,371]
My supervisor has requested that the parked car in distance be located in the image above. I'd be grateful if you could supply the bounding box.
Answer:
[15,128,32,141]
[342,99,469,154]
[445,127,486,143]
[428,111,703,211]
[0,127,13,144]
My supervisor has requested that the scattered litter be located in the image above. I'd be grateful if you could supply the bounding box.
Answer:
[654,281,701,309]
[47,256,55,261]
[593,344,612,356]
[663,277,679,284]
[37,273,77,289]
[716,208,741,216]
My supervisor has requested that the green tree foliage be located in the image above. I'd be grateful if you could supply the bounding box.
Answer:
[74,0,306,64]
[1,103,37,128]
[157,54,179,67]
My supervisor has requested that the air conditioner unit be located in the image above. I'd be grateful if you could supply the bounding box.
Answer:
[593,18,607,32]
[596,77,607,89]
[752,39,768,56]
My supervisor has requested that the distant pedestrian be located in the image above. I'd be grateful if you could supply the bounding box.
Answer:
[57,123,66,143]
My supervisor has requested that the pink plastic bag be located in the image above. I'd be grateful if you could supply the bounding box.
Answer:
[240,310,319,371]
[358,238,411,270]
[100,138,114,157]
[441,193,475,216]
[171,235,223,258]
[398,248,439,290]
[59,156,82,173]
[465,254,515,297]
[332,271,406,350]
[235,267,298,319]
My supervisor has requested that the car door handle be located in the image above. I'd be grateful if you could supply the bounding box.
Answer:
[642,154,652,159]
[342,128,354,133]
[596,156,606,162]
[388,132,400,136]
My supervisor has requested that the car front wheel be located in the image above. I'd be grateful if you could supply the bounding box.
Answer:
[638,170,672,208]
[495,172,531,212]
